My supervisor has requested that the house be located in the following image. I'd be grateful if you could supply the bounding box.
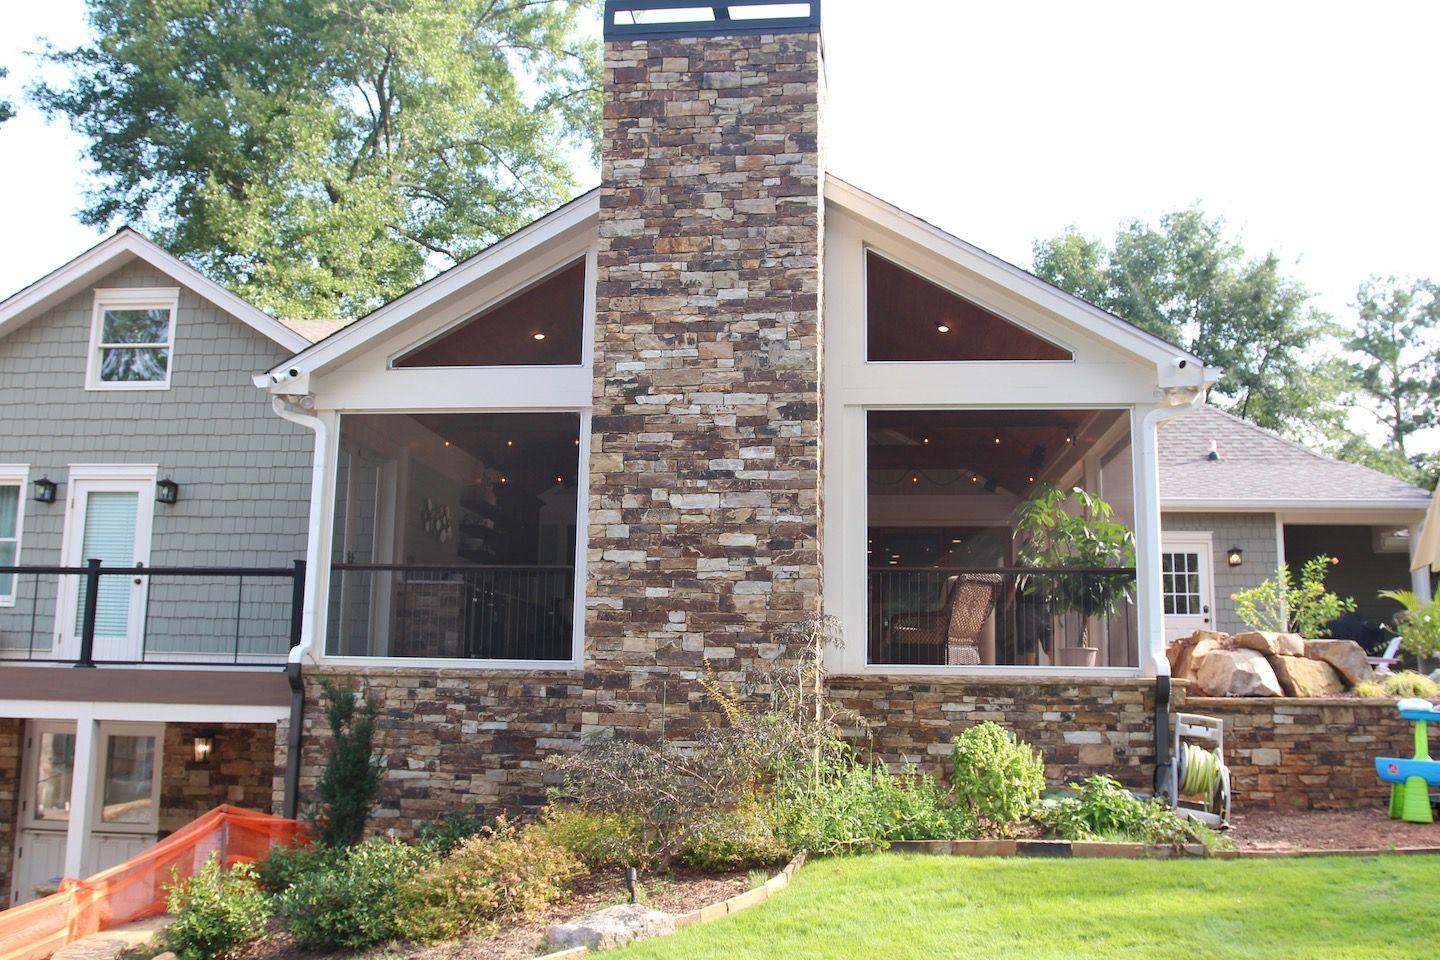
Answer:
[1158,405,1434,643]
[260,0,1220,832]
[0,229,340,904]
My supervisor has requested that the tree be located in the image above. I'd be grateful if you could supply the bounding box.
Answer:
[0,68,15,125]
[1032,209,1344,434]
[33,0,600,319]
[1343,277,1440,458]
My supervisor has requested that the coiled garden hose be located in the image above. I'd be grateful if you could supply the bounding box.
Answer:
[1177,741,1231,822]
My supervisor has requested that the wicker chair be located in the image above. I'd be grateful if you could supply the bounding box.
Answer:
[887,573,1003,665]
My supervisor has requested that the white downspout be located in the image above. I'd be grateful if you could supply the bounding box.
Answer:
[271,396,328,666]
[1135,386,1207,678]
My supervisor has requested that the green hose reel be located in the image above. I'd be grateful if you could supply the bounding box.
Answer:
[1171,713,1231,826]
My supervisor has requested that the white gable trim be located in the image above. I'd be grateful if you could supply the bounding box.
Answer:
[0,229,310,353]
[824,176,1214,388]
[264,189,601,386]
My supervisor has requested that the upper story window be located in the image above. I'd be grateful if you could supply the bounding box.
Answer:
[86,288,181,390]
[866,251,1072,362]
[394,259,586,368]
[0,466,26,606]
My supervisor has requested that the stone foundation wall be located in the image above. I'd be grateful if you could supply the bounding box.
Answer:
[829,677,1159,790]
[160,722,276,834]
[0,720,22,898]
[1179,694,1413,811]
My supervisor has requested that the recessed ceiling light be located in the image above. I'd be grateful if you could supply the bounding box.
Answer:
[506,440,514,447]
[937,324,951,333]
[951,538,963,544]
[533,332,546,340]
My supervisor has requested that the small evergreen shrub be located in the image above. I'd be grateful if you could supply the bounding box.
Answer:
[416,804,493,856]
[253,841,338,895]
[951,722,1045,832]
[276,836,435,950]
[398,818,583,942]
[1034,775,1206,845]
[530,806,643,869]
[164,855,269,960]
[316,679,381,848]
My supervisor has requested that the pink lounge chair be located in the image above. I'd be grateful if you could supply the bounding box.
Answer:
[1367,636,1403,674]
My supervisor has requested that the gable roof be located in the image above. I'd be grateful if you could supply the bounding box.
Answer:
[1159,405,1431,509]
[0,228,324,352]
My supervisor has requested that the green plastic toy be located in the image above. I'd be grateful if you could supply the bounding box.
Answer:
[1375,697,1440,824]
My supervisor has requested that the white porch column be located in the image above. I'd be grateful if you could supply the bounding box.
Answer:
[62,714,99,879]
[1133,406,1167,678]
[1409,522,1433,604]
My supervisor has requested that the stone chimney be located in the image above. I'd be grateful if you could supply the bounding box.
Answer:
[586,1,824,735]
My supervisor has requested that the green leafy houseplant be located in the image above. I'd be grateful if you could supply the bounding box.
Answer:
[316,679,381,848]
[1233,555,1356,637]
[1378,589,1440,659]
[1011,484,1136,665]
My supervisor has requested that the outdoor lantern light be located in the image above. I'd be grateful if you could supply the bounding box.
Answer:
[1227,546,1244,567]
[156,478,180,505]
[32,477,57,504]
[192,735,214,764]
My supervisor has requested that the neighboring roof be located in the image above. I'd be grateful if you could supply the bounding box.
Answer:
[1159,405,1431,509]
[280,317,353,343]
[0,228,323,352]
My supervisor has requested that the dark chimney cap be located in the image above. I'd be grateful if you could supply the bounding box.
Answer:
[605,1,821,41]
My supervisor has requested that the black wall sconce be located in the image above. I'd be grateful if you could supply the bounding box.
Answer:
[32,477,57,504]
[193,733,215,764]
[1227,546,1244,567]
[156,478,180,505]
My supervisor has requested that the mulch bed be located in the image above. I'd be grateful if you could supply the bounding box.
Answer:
[230,868,752,960]
[1226,807,1440,852]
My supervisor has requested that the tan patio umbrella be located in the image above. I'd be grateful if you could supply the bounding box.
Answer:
[1411,485,1440,572]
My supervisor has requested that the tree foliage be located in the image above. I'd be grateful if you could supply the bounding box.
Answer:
[0,68,15,125]
[1343,277,1440,458]
[1032,208,1343,433]
[316,679,381,848]
[33,0,600,319]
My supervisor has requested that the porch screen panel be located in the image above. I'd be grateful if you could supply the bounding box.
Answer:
[74,492,139,638]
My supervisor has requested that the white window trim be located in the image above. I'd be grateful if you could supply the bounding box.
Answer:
[85,288,180,391]
[0,465,27,607]
[92,721,164,835]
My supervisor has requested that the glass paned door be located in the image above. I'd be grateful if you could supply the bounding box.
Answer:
[1161,537,1213,640]
[100,734,157,825]
[57,474,155,662]
[32,729,75,824]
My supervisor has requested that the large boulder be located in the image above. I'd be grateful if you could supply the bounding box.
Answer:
[1194,648,1284,697]
[546,904,676,952]
[1270,655,1347,697]
[1232,630,1305,657]
[1304,638,1375,686]
[1172,632,1225,682]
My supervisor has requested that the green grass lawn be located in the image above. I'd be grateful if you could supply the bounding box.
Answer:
[612,853,1440,960]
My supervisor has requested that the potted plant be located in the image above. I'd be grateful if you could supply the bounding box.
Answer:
[1011,484,1136,667]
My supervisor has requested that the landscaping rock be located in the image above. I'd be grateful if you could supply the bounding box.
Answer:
[1173,634,1225,682]
[545,904,676,952]
[1270,655,1347,697]
[1304,639,1374,686]
[1233,631,1305,657]
[1194,648,1284,697]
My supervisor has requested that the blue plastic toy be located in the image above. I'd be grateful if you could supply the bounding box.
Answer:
[1375,697,1440,824]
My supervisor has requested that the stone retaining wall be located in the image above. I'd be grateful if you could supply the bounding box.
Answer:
[1178,694,1413,810]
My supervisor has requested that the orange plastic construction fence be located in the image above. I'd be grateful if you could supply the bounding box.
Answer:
[0,805,307,960]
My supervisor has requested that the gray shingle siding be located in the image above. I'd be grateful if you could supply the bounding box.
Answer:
[0,261,311,659]
[1161,511,1279,634]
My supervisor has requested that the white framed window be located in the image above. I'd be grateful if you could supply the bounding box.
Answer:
[0,465,27,607]
[85,288,180,391]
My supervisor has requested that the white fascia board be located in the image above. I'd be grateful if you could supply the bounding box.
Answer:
[823,177,1215,386]
[0,229,310,353]
[0,699,288,724]
[267,189,601,384]
[1163,497,1431,513]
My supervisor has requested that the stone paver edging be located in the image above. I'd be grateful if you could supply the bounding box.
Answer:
[535,854,806,959]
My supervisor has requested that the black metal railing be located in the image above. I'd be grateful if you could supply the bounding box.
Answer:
[0,560,304,666]
[327,563,575,661]
[868,567,1138,668]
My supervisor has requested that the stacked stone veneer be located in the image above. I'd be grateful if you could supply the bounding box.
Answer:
[0,720,21,898]
[584,30,824,735]
[159,722,276,833]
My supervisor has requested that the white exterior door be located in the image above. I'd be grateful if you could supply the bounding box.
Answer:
[56,469,155,662]
[1161,534,1215,640]
[11,722,75,905]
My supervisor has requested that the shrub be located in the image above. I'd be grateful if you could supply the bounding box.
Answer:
[253,841,339,895]
[1380,670,1440,698]
[1233,555,1356,637]
[164,855,270,960]
[531,806,642,869]
[679,803,789,870]
[1352,680,1385,699]
[276,836,435,950]
[398,818,583,942]
[417,804,493,856]
[951,722,1045,832]
[1034,775,1205,845]
[315,679,381,848]
[1379,589,1440,659]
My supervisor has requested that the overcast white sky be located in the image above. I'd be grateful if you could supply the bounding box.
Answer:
[1,1,1437,352]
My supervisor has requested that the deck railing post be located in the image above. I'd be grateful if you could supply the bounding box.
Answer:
[76,557,101,668]
[288,559,306,650]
